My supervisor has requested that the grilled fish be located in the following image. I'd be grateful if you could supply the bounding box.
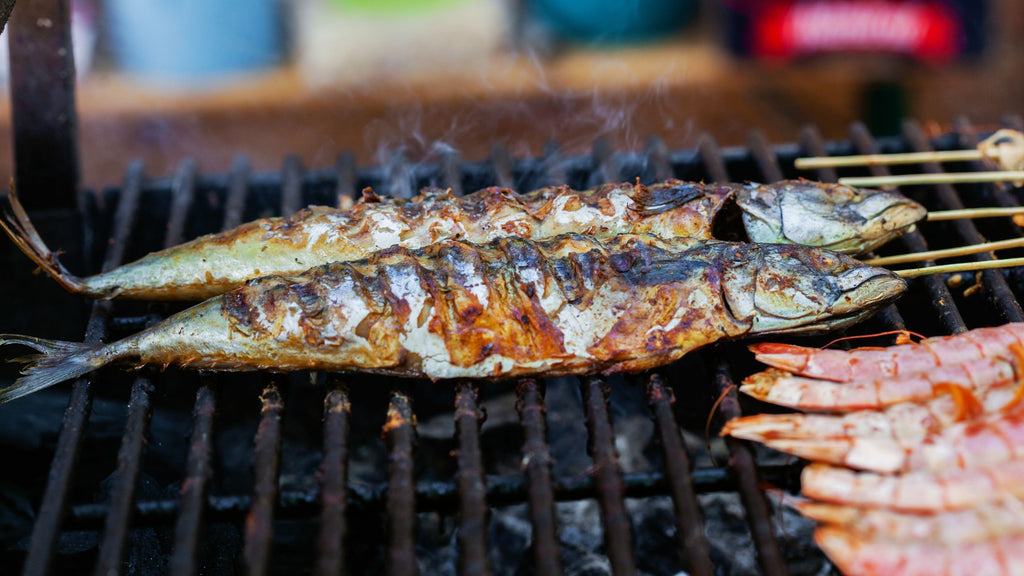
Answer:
[1,179,924,300]
[0,234,905,404]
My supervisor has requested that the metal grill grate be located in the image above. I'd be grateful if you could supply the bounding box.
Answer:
[5,116,1024,576]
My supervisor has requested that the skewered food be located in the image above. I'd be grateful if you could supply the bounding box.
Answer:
[0,234,905,404]
[0,179,924,300]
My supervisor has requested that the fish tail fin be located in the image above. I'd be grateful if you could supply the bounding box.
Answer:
[1,183,86,295]
[0,335,108,404]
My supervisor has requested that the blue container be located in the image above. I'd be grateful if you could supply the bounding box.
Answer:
[530,0,696,43]
[105,0,282,84]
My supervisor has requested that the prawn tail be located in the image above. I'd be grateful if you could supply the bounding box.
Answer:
[0,184,86,295]
[0,336,109,404]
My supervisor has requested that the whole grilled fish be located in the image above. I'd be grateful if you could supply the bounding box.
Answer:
[0,234,906,404]
[1,179,923,300]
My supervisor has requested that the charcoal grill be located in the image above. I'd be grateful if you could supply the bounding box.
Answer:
[3,3,1024,576]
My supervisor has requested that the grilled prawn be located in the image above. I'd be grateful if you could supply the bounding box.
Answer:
[0,234,904,404]
[1,179,924,300]
[751,323,1024,382]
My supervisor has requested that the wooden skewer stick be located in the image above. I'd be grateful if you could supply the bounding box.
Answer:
[867,238,1024,266]
[797,129,1024,172]
[895,257,1024,279]
[928,207,1024,221]
[838,171,1024,188]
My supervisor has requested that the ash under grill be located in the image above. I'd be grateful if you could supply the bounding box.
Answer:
[2,117,1024,576]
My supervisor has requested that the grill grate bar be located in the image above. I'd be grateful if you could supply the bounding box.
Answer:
[386,150,415,200]
[21,162,145,576]
[335,153,358,208]
[798,125,908,331]
[454,382,493,576]
[902,120,1024,323]
[98,158,197,574]
[714,360,790,576]
[385,389,418,576]
[490,144,515,190]
[697,135,729,183]
[542,142,568,188]
[316,380,351,576]
[223,156,251,230]
[646,374,714,576]
[581,376,637,576]
[849,123,967,334]
[168,383,217,576]
[592,139,619,187]
[93,378,154,576]
[242,385,285,576]
[514,379,563,576]
[441,148,464,196]
[644,136,672,182]
[706,134,790,576]
[281,155,305,217]
[749,131,785,182]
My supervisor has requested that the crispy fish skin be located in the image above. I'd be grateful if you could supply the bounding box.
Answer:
[0,234,905,403]
[1,179,924,300]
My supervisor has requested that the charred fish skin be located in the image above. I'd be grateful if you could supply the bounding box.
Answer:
[1,179,924,301]
[0,234,906,403]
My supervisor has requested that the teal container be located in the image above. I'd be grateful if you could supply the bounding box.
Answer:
[105,0,283,84]
[530,0,697,43]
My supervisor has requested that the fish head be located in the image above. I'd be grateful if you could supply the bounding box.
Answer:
[737,180,926,255]
[719,243,906,336]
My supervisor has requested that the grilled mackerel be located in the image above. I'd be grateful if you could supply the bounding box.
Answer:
[0,234,906,404]
[1,179,924,300]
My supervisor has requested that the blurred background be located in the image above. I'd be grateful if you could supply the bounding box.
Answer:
[0,0,1018,188]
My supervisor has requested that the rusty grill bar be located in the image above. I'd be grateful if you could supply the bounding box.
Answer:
[5,118,1024,576]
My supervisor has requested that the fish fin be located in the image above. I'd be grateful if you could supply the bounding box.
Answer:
[0,184,86,295]
[628,181,705,216]
[0,337,107,404]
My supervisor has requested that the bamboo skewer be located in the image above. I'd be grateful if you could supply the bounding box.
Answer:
[866,238,1024,266]
[838,171,1024,188]
[796,148,994,170]
[895,257,1024,279]
[927,206,1024,221]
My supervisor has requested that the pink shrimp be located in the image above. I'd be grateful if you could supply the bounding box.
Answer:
[796,499,1024,545]
[750,323,1024,382]
[816,527,1024,576]
[725,381,1020,446]
[800,461,1024,513]
[726,403,1024,474]
[739,355,1017,411]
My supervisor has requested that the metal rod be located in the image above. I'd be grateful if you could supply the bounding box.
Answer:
[581,376,637,576]
[243,385,285,576]
[454,382,492,576]
[797,148,987,169]
[223,156,251,230]
[168,383,217,576]
[21,162,143,576]
[866,237,1024,266]
[316,381,351,576]
[902,120,1024,323]
[644,135,673,182]
[489,143,515,190]
[697,134,729,184]
[385,389,417,576]
[440,148,464,197]
[166,160,197,246]
[514,379,563,576]
[542,141,567,188]
[849,122,967,334]
[839,171,1024,188]
[592,138,619,186]
[713,361,790,576]
[8,0,79,210]
[334,153,357,208]
[646,375,714,576]
[281,155,305,217]
[749,130,784,182]
[93,378,155,576]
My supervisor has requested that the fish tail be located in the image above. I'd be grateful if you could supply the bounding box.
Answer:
[1,184,86,295]
[0,335,108,404]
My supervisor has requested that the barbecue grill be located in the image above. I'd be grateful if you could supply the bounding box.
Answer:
[3,3,1024,576]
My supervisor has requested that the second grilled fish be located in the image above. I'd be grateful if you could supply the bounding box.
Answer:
[0,234,906,404]
[1,179,924,300]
